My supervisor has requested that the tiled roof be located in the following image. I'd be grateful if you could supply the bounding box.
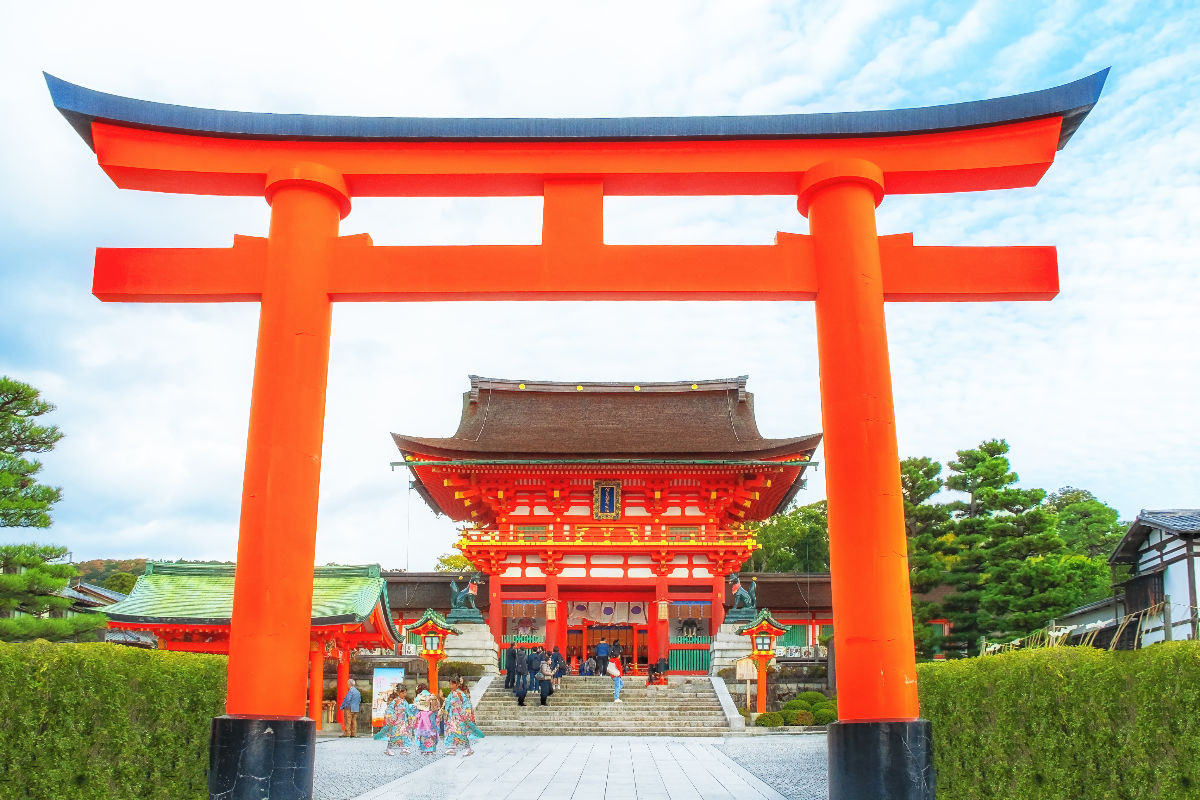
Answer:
[1138,509,1200,535]
[103,562,398,638]
[393,376,820,460]
[76,582,128,602]
[1109,509,1200,564]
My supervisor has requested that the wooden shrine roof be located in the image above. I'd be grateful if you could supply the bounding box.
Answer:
[392,376,821,460]
[104,562,402,644]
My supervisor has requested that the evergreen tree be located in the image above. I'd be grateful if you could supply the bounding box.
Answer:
[743,501,829,573]
[1052,495,1127,558]
[0,543,108,641]
[900,456,953,659]
[0,377,64,528]
[102,571,138,595]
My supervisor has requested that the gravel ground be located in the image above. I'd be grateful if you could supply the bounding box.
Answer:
[314,737,445,800]
[717,734,829,799]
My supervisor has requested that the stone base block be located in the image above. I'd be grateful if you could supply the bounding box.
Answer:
[443,621,500,674]
[828,719,935,800]
[208,715,315,800]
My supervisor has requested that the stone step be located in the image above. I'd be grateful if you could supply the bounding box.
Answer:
[481,728,731,737]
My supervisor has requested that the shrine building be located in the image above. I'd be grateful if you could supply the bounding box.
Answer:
[394,376,820,673]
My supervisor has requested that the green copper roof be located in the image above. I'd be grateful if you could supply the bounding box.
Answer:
[734,607,788,636]
[104,562,400,641]
[406,607,461,635]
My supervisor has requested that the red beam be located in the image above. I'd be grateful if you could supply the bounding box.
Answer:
[94,235,266,302]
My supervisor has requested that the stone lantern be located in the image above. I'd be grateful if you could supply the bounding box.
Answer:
[736,608,788,714]
[407,609,460,693]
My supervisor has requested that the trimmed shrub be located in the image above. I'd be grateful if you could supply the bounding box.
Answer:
[439,661,484,677]
[797,690,827,704]
[737,707,750,718]
[783,697,812,711]
[917,642,1200,800]
[792,709,815,726]
[755,711,784,728]
[0,640,226,799]
[813,706,838,725]
[781,709,799,725]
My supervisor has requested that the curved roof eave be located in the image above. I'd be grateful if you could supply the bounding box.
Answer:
[390,432,823,462]
[45,70,1107,152]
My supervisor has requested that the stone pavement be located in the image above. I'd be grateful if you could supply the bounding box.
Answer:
[324,735,828,800]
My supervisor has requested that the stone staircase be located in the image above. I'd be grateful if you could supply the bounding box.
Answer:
[474,675,733,737]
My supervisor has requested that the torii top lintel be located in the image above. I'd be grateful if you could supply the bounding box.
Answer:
[46,71,1106,198]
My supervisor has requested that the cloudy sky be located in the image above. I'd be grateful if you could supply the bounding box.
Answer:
[1,1,1196,571]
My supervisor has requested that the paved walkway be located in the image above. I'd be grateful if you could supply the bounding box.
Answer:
[331,736,815,800]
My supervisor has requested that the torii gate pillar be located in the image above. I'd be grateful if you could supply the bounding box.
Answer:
[803,159,931,793]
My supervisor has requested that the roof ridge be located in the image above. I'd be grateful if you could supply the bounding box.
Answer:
[468,375,748,395]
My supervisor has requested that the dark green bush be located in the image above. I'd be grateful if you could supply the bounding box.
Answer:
[797,690,827,704]
[781,709,799,725]
[813,706,837,725]
[0,640,226,799]
[917,642,1200,799]
[439,661,483,677]
[792,709,815,726]
[783,697,812,711]
[755,711,784,728]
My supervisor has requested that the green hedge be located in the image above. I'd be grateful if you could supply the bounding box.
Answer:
[917,642,1200,800]
[0,641,226,800]
[755,711,783,727]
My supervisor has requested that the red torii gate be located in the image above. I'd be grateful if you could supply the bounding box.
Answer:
[48,70,1106,800]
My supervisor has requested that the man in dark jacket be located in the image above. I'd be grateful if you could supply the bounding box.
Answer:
[534,646,553,705]
[513,646,530,705]
[504,645,517,689]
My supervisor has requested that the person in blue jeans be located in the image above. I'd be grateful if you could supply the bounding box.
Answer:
[609,657,623,703]
[595,637,610,677]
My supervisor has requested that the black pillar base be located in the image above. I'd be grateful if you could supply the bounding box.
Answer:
[208,715,316,800]
[828,719,935,800]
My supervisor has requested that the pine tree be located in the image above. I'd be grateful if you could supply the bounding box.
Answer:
[0,544,108,641]
[900,457,953,659]
[1,377,64,528]
[743,501,829,573]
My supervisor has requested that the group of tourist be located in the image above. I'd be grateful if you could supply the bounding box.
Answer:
[339,676,484,758]
[505,638,626,704]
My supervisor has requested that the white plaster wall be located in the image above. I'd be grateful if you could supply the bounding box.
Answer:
[560,568,586,578]
[591,568,623,578]
[591,555,624,564]
[562,554,586,565]
[628,567,653,578]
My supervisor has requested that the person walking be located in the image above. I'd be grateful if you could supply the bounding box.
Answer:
[583,650,597,676]
[413,683,441,756]
[504,645,517,690]
[442,676,484,756]
[608,657,624,703]
[549,645,566,690]
[374,686,416,755]
[595,637,610,677]
[339,680,362,737]
[610,639,624,672]
[513,646,530,706]
[537,652,554,705]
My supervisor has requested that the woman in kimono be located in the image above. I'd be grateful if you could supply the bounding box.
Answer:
[374,686,416,755]
[413,683,441,755]
[441,676,484,756]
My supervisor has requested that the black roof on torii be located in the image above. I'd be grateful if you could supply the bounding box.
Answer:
[45,69,1107,152]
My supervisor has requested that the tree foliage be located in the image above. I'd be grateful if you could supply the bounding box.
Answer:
[0,376,64,528]
[434,552,474,572]
[103,571,138,595]
[75,557,149,586]
[902,440,1122,657]
[0,543,108,641]
[742,501,829,573]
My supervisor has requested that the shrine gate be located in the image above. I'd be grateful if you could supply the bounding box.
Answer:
[47,69,1106,800]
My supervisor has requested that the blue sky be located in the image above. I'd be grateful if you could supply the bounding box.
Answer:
[1,0,1197,570]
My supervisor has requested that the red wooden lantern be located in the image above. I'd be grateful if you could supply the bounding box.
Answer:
[407,609,460,693]
[737,609,788,715]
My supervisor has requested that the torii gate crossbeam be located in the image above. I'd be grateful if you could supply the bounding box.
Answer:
[48,70,1106,800]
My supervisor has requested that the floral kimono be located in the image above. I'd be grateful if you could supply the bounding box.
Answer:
[413,690,440,754]
[373,697,416,752]
[442,687,484,752]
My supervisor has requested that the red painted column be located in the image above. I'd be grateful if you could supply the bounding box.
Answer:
[800,158,920,723]
[711,576,726,632]
[545,572,560,652]
[654,573,669,661]
[335,648,349,724]
[226,163,349,718]
[308,644,324,731]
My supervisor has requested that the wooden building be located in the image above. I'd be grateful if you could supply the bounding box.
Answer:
[1109,509,1200,644]
[394,375,819,673]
